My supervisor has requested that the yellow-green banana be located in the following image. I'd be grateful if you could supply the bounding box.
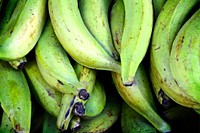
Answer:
[35,19,88,99]
[24,59,62,117]
[120,0,153,86]
[150,0,200,108]
[82,79,106,118]
[110,0,125,54]
[0,111,13,133]
[112,64,171,132]
[48,0,121,74]
[69,115,81,132]
[169,9,200,105]
[121,101,157,133]
[0,60,31,133]
[75,91,121,133]
[0,0,47,61]
[9,56,27,70]
[79,0,119,60]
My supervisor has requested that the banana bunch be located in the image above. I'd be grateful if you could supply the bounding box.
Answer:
[0,0,199,132]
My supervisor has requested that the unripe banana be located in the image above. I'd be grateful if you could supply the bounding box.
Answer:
[82,79,106,118]
[110,0,125,54]
[24,59,62,117]
[169,9,200,104]
[112,64,171,132]
[9,56,27,70]
[35,19,88,99]
[120,0,153,85]
[42,111,60,133]
[152,0,166,19]
[0,60,31,133]
[75,91,121,133]
[0,111,13,133]
[150,0,200,108]
[121,101,157,133]
[48,0,121,74]
[79,0,119,60]
[0,0,47,61]
[69,115,81,132]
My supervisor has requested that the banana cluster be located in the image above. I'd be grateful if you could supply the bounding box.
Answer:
[0,0,199,132]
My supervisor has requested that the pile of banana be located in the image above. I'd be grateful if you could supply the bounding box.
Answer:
[0,0,199,132]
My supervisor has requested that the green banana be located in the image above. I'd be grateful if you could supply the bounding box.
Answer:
[169,9,200,104]
[9,56,27,70]
[149,67,175,109]
[79,0,119,60]
[152,0,166,19]
[121,101,157,133]
[82,79,106,118]
[111,64,171,132]
[0,60,31,133]
[35,19,88,99]
[0,111,14,133]
[110,0,125,54]
[120,0,153,86]
[150,0,200,108]
[24,58,62,117]
[0,0,18,34]
[42,111,60,133]
[0,0,47,61]
[69,115,81,132]
[48,0,121,74]
[75,91,121,133]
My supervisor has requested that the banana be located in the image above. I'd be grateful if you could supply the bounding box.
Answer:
[149,67,175,109]
[56,94,84,132]
[0,111,13,133]
[0,0,18,34]
[24,58,62,117]
[110,0,125,54]
[9,56,27,70]
[169,9,200,104]
[0,0,47,61]
[82,79,106,118]
[69,115,81,132]
[0,60,31,133]
[120,0,153,86]
[111,64,171,132]
[121,101,157,133]
[35,19,88,99]
[152,0,166,19]
[42,111,60,133]
[150,0,200,108]
[79,0,119,60]
[75,91,121,133]
[48,0,121,74]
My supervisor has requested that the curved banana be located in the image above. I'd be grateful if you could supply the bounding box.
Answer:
[48,0,121,74]
[152,0,166,19]
[149,67,175,109]
[111,64,171,132]
[0,111,13,133]
[79,0,119,60]
[82,79,106,118]
[9,56,27,70]
[169,9,200,104]
[120,0,153,86]
[35,19,88,99]
[0,0,47,61]
[75,91,121,133]
[150,0,200,108]
[69,115,81,132]
[121,101,157,133]
[0,60,31,133]
[24,58,62,117]
[110,0,125,54]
